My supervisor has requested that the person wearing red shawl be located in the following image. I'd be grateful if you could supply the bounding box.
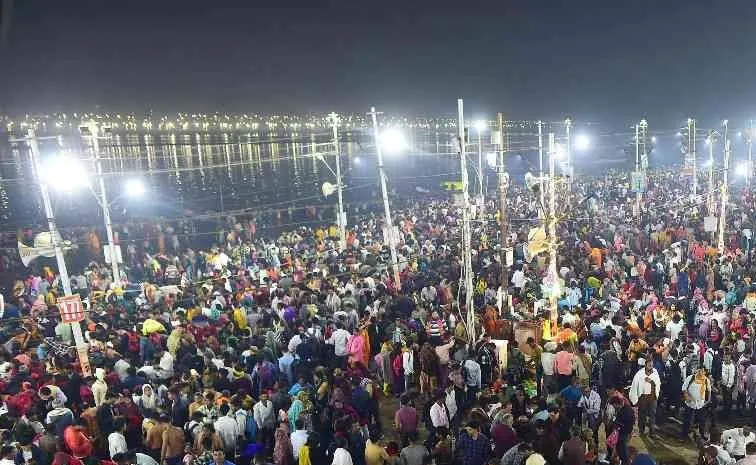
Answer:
[6,381,36,416]
[62,419,93,459]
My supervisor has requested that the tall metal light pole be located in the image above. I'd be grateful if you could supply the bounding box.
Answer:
[747,120,753,188]
[708,132,715,214]
[368,107,401,287]
[565,117,572,191]
[688,118,697,197]
[476,123,484,200]
[547,133,559,329]
[457,99,475,344]
[497,113,509,310]
[328,113,346,250]
[718,121,730,253]
[25,129,91,374]
[537,121,545,214]
[639,119,648,171]
[635,123,641,214]
[84,122,121,284]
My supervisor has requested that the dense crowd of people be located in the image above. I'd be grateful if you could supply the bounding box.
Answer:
[0,168,754,465]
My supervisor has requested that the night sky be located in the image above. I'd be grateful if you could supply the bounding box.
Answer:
[1,0,755,123]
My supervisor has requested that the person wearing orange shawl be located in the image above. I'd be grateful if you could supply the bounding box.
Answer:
[680,367,711,440]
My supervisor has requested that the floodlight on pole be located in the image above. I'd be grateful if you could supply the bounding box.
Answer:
[125,178,146,197]
[474,120,486,199]
[379,128,408,154]
[736,161,750,177]
[43,156,89,191]
[574,134,590,151]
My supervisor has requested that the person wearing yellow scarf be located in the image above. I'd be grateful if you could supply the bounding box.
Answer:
[682,368,711,439]
[693,370,708,400]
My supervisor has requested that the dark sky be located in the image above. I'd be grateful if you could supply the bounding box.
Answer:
[1,0,755,123]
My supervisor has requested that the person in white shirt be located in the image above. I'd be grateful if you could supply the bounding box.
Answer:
[721,353,737,418]
[429,394,449,435]
[402,346,415,392]
[155,349,174,380]
[290,419,309,459]
[666,314,685,342]
[721,427,756,460]
[114,358,131,382]
[577,385,602,444]
[253,392,275,432]
[541,342,557,394]
[327,323,351,367]
[108,418,129,459]
[213,404,239,456]
[511,268,526,291]
[629,359,661,436]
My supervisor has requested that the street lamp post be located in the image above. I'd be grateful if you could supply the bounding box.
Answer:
[537,121,545,216]
[475,120,485,201]
[689,118,697,197]
[25,129,91,375]
[368,107,401,287]
[547,133,559,329]
[747,120,753,188]
[565,118,572,191]
[708,132,715,214]
[635,123,641,214]
[328,113,346,250]
[83,122,121,285]
[457,99,475,344]
[718,125,730,253]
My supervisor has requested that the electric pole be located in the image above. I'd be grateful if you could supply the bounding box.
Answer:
[457,99,475,344]
[747,120,753,188]
[538,121,545,214]
[635,123,641,214]
[24,129,91,375]
[497,112,509,313]
[547,133,558,330]
[84,122,121,285]
[718,122,730,253]
[689,118,697,197]
[565,117,572,191]
[708,131,715,214]
[368,107,401,287]
[329,113,346,250]
[477,124,484,200]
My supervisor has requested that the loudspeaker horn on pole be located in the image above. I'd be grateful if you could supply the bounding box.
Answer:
[524,226,548,263]
[322,182,337,197]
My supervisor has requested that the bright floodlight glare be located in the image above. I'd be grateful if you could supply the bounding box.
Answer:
[353,156,361,165]
[43,156,89,191]
[486,152,497,168]
[474,120,487,132]
[705,138,711,146]
[574,134,590,151]
[651,136,657,143]
[379,128,408,154]
[125,179,146,197]
[553,144,566,159]
[736,162,750,177]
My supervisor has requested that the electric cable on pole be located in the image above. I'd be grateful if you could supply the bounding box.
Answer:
[457,99,475,345]
[368,107,401,287]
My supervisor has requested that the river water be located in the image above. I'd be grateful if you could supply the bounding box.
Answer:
[0,129,480,231]
[0,125,643,242]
